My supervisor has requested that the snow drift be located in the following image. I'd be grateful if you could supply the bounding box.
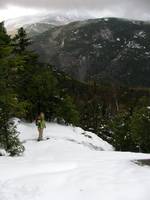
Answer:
[0,121,150,200]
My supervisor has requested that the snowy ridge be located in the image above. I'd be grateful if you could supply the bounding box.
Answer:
[0,122,150,200]
[18,122,113,152]
[5,11,92,34]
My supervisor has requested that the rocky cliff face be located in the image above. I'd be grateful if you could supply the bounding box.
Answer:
[31,18,150,87]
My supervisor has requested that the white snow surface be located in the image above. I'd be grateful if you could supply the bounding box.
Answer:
[0,121,150,200]
[0,149,7,156]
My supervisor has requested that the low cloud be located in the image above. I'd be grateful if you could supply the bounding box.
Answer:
[1,0,150,20]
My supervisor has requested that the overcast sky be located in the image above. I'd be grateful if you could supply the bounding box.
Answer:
[0,0,150,21]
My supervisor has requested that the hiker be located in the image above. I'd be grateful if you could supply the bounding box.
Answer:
[36,112,46,141]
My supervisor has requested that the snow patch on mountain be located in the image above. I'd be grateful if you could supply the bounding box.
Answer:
[5,11,94,34]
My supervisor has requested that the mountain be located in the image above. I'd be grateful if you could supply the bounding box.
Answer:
[24,23,55,37]
[30,17,150,87]
[6,12,92,36]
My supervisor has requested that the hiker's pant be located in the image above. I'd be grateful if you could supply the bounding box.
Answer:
[38,128,44,140]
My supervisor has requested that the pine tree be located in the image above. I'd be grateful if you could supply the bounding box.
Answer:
[110,111,136,151]
[0,22,25,155]
[130,107,150,153]
[12,27,31,54]
[79,95,104,135]
[0,22,10,45]
[57,95,79,125]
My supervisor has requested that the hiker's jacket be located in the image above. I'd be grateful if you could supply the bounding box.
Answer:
[36,119,46,129]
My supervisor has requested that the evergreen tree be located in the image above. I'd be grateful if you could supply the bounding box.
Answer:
[80,96,104,134]
[110,111,136,151]
[57,95,79,125]
[12,27,30,54]
[0,22,25,155]
[0,22,10,45]
[23,66,59,120]
[130,107,150,153]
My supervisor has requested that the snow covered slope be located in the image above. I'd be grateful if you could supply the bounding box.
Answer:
[6,11,92,35]
[0,122,150,200]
